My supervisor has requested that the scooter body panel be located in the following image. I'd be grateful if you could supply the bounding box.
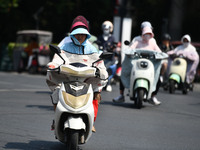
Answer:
[170,57,187,83]
[64,116,86,130]
[54,82,94,143]
[130,58,154,99]
[134,79,149,91]
[169,73,181,83]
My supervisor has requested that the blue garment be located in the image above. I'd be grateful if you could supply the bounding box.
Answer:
[60,35,98,55]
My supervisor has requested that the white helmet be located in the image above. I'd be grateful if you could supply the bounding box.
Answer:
[102,21,113,33]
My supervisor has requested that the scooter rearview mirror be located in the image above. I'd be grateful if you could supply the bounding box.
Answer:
[49,44,61,54]
[49,44,65,64]
[124,40,130,45]
[92,52,113,67]
[99,52,113,59]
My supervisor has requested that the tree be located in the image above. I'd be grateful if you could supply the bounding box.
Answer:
[0,0,19,13]
[169,0,186,40]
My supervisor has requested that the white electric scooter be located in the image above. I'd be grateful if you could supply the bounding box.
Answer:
[168,54,188,94]
[121,41,168,109]
[48,45,110,150]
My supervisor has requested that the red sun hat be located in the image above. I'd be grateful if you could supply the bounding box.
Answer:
[70,15,89,32]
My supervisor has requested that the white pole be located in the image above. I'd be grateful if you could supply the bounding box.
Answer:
[113,16,121,42]
[121,17,132,62]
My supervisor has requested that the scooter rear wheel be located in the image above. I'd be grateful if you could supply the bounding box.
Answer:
[169,79,175,94]
[182,83,188,95]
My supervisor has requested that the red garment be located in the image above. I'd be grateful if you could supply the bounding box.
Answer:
[93,99,99,122]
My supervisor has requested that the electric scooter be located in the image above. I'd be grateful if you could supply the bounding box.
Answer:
[121,41,168,108]
[168,54,189,94]
[47,45,110,150]
[96,40,121,91]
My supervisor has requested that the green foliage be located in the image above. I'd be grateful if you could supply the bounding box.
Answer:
[0,0,115,44]
[0,0,19,13]
[0,0,200,45]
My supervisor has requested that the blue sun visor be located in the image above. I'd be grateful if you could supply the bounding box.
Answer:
[70,28,91,39]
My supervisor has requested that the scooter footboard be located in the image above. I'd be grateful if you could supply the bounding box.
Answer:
[64,116,86,130]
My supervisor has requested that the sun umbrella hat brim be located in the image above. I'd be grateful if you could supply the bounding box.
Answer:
[70,28,91,38]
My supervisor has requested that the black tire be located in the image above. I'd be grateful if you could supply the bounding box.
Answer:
[182,83,188,95]
[163,85,168,91]
[182,89,188,95]
[135,89,144,109]
[66,130,79,150]
[169,79,175,94]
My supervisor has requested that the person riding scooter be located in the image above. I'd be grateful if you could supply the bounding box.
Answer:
[167,34,199,91]
[113,21,164,105]
[46,15,108,132]
[159,33,174,89]
[97,21,115,54]
[22,37,39,71]
[96,20,116,92]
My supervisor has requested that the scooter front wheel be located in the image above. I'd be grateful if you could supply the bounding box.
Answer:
[65,129,79,150]
[135,89,144,109]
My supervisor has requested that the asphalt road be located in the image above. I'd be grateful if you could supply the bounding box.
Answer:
[0,72,200,150]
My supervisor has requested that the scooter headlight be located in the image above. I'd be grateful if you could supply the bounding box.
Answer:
[175,60,181,65]
[62,91,90,109]
[140,61,148,68]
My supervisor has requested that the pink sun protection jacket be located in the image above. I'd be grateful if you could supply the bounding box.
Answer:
[167,35,199,83]
[130,36,161,52]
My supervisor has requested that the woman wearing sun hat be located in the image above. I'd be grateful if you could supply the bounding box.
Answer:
[47,16,108,132]
[59,15,97,54]
[113,21,162,105]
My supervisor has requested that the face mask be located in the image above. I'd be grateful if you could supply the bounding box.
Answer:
[183,42,189,47]
[143,34,151,41]
[103,28,110,35]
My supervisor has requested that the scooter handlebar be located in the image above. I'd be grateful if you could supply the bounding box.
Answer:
[133,52,155,59]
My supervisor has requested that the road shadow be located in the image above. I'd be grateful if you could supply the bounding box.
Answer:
[100,100,147,109]
[35,91,51,94]
[3,140,67,150]
[159,88,192,95]
[26,105,54,111]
